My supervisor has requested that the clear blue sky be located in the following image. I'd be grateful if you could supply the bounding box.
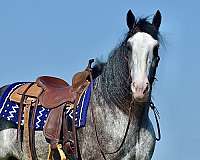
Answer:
[0,1,199,159]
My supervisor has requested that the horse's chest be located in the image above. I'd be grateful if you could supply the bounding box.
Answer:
[95,105,138,155]
[80,95,154,160]
[103,108,129,140]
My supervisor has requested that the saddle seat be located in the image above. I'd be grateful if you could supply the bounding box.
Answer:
[36,76,77,109]
[9,77,77,109]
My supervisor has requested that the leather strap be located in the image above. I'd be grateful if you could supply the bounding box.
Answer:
[150,102,161,141]
[72,100,78,159]
[62,109,68,146]
[30,99,39,160]
[23,102,33,160]
[17,82,34,144]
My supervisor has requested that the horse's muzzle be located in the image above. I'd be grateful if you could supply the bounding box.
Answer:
[131,80,150,102]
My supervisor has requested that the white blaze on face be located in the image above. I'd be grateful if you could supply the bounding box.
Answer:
[128,32,158,94]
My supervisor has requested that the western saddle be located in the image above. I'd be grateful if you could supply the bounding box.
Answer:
[10,59,94,160]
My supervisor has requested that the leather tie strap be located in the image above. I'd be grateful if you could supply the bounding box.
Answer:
[23,101,33,160]
[17,82,34,147]
[62,109,68,146]
[72,99,78,159]
[30,99,39,160]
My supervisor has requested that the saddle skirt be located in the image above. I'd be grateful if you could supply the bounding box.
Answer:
[0,82,92,130]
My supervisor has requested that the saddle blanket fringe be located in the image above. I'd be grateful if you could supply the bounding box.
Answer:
[0,82,92,130]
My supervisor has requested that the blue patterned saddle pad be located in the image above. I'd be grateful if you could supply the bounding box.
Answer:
[0,82,92,130]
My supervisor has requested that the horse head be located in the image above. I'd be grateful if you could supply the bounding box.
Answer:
[125,10,162,102]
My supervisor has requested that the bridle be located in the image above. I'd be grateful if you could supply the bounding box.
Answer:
[88,52,161,160]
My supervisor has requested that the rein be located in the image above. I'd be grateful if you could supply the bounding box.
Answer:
[91,99,133,160]
[150,101,161,141]
[89,71,134,160]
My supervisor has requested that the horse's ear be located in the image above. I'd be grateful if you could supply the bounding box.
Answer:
[127,9,135,30]
[152,10,162,30]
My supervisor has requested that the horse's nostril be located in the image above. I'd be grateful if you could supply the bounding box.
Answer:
[143,85,149,94]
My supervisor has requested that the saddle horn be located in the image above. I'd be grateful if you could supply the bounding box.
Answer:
[87,59,95,69]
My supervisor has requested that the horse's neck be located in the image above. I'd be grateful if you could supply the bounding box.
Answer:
[91,47,151,150]
[92,83,150,155]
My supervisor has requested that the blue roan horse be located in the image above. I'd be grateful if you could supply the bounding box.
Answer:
[0,9,162,160]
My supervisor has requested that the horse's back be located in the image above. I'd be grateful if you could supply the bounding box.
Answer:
[0,85,8,97]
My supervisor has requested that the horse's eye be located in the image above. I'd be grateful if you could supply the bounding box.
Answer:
[156,56,160,62]
[127,44,132,51]
[153,46,159,57]
[152,55,160,67]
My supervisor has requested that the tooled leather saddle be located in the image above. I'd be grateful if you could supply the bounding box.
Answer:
[10,59,94,160]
